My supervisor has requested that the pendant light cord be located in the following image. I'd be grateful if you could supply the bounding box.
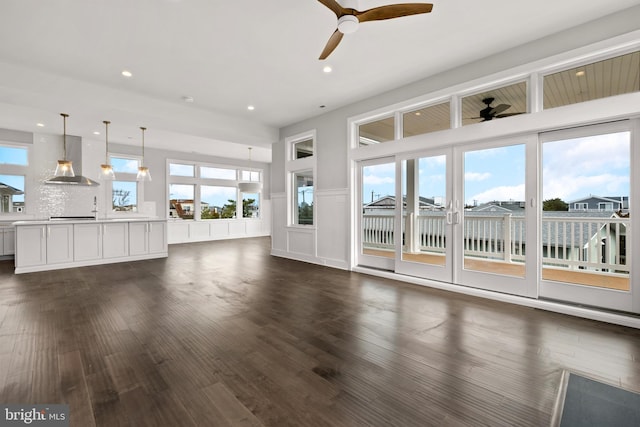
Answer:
[103,120,110,163]
[140,127,146,166]
[61,113,69,160]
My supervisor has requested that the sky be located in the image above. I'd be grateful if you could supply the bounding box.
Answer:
[362,131,630,206]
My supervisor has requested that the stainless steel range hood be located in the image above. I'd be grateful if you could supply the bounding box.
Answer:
[45,136,99,186]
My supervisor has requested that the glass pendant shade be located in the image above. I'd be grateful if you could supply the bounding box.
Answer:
[136,166,152,181]
[55,113,75,177]
[100,164,116,180]
[136,126,151,181]
[54,159,75,177]
[100,120,115,180]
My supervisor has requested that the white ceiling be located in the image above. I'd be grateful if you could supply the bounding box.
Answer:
[1,0,640,162]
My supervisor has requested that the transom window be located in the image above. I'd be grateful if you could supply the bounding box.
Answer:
[0,145,28,166]
[544,50,640,109]
[110,156,140,174]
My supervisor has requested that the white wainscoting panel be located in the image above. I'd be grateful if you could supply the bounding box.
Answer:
[316,188,349,269]
[271,193,287,252]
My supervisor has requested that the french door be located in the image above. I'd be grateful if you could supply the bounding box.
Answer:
[358,135,537,298]
[357,121,637,312]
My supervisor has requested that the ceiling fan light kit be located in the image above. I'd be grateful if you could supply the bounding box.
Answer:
[317,0,434,59]
[337,15,359,33]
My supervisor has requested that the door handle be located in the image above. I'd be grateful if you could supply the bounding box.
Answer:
[446,212,453,225]
[454,212,461,224]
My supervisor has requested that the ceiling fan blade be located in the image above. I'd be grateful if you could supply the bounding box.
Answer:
[490,103,511,115]
[495,112,524,118]
[319,29,344,60]
[317,0,345,17]
[356,3,433,23]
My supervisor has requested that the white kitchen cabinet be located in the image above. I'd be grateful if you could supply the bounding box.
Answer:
[46,224,74,264]
[14,219,167,274]
[74,223,102,261]
[128,222,148,256]
[148,221,167,254]
[15,225,47,268]
[3,228,15,255]
[0,226,15,256]
[129,221,167,256]
[103,222,129,259]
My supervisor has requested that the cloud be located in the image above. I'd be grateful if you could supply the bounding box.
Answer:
[467,184,525,205]
[464,172,491,181]
[363,174,394,185]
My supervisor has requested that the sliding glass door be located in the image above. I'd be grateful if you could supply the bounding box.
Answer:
[454,137,538,297]
[358,158,396,270]
[539,122,636,312]
[396,149,453,282]
[355,121,637,312]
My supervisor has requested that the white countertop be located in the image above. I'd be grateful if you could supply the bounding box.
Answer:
[13,218,166,226]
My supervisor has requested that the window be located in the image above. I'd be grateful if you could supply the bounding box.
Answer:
[241,170,260,181]
[294,171,314,225]
[0,145,28,166]
[358,116,395,146]
[402,102,450,137]
[241,192,260,218]
[110,156,140,173]
[293,138,313,159]
[461,81,527,126]
[112,181,138,212]
[201,166,236,180]
[169,184,195,219]
[168,159,263,221]
[201,185,236,219]
[574,203,588,210]
[169,163,195,177]
[544,50,640,109]
[599,202,614,211]
[0,174,25,213]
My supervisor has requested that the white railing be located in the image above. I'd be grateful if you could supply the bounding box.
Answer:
[541,216,629,273]
[463,213,526,263]
[362,213,629,274]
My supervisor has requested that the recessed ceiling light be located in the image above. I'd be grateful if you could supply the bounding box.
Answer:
[121,70,133,77]
[575,70,586,77]
[247,105,255,111]
[93,131,100,135]
[36,123,44,127]
[182,96,194,103]
[415,112,422,116]
[323,66,332,73]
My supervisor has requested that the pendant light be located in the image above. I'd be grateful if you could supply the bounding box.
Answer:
[54,113,75,177]
[136,126,152,181]
[238,147,261,193]
[99,120,116,180]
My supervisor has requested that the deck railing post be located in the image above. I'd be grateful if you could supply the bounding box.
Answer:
[503,213,512,263]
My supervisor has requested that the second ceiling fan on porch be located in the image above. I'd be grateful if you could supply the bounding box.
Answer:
[317,0,434,60]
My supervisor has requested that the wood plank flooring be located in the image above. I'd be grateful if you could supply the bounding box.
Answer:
[2,237,640,426]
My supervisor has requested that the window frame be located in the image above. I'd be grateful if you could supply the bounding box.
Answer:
[0,142,30,216]
[285,130,317,228]
[167,159,263,221]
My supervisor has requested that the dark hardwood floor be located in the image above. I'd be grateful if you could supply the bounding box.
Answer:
[2,236,640,426]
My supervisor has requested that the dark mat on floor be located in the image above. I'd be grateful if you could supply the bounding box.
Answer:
[558,372,640,426]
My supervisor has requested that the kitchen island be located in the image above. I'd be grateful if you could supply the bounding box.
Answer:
[13,218,167,274]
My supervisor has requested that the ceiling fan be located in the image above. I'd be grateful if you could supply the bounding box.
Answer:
[471,97,523,121]
[317,0,434,60]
